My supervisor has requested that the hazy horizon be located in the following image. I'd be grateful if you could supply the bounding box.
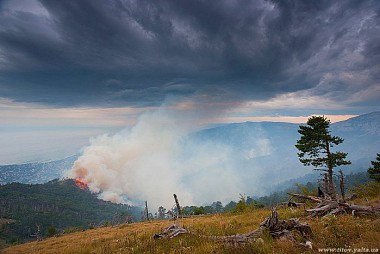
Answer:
[0,110,359,165]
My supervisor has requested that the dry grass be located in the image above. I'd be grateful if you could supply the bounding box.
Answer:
[2,205,379,254]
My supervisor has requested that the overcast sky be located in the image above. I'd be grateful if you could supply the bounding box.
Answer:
[0,0,379,163]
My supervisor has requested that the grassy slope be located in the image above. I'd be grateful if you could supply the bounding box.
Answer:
[3,195,380,254]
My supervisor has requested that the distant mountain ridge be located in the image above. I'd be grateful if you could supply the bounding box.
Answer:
[190,111,380,194]
[0,156,77,185]
[332,111,380,133]
[0,112,379,197]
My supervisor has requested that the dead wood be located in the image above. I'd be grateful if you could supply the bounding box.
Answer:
[287,193,322,203]
[207,227,265,245]
[343,203,380,216]
[204,208,312,246]
[261,208,312,238]
[339,169,346,202]
[153,224,188,239]
[154,208,312,246]
[288,193,380,217]
[306,202,338,213]
[280,201,306,208]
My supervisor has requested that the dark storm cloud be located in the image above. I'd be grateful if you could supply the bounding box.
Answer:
[0,0,379,108]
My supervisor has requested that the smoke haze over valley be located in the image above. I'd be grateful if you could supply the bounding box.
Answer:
[2,111,373,208]
[66,111,380,208]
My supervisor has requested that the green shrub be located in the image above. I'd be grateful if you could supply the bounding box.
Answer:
[47,226,57,237]
[350,181,380,198]
[64,226,85,234]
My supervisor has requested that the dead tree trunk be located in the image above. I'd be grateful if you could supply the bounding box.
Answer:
[31,224,42,241]
[339,169,345,202]
[145,201,149,221]
[173,194,181,218]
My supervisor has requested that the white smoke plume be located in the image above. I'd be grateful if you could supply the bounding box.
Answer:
[67,107,244,209]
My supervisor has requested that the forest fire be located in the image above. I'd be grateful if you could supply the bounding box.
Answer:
[75,178,88,190]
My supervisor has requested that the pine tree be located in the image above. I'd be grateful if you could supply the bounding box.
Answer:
[368,153,380,182]
[295,116,351,199]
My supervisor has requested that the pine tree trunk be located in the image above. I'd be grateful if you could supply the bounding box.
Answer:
[323,173,329,195]
[325,138,336,200]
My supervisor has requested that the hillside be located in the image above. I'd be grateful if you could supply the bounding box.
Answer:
[0,179,141,248]
[2,189,379,254]
[331,112,380,167]
[0,156,78,185]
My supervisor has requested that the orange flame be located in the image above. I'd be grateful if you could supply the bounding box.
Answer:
[75,178,88,190]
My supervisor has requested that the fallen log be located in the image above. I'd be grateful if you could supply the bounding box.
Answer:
[287,193,380,217]
[280,201,306,208]
[153,224,188,239]
[306,202,338,213]
[343,203,380,216]
[154,208,312,246]
[207,228,265,245]
[287,193,322,203]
